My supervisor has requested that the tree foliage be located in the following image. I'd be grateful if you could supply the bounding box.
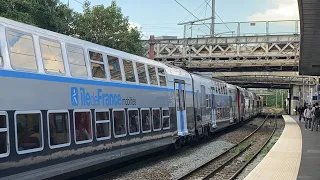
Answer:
[76,1,144,55]
[265,89,288,109]
[0,0,144,55]
[0,0,76,35]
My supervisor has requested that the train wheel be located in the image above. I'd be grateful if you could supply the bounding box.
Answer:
[203,126,209,140]
[174,139,181,150]
[194,132,200,143]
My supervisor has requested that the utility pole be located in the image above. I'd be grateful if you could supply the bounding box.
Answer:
[281,89,284,109]
[276,90,278,108]
[266,95,267,107]
[309,77,311,104]
[302,75,305,106]
[211,0,215,36]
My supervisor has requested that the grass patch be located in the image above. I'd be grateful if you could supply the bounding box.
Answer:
[230,141,251,154]
[261,141,276,155]
[245,152,254,160]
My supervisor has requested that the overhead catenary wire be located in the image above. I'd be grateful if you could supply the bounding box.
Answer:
[72,0,84,5]
[174,0,211,35]
[204,0,232,33]
[178,1,208,25]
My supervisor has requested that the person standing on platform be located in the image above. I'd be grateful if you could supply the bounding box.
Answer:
[298,106,303,122]
[311,104,316,130]
[304,104,313,130]
[312,102,320,131]
[303,105,307,122]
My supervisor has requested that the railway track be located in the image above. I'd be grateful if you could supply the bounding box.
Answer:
[86,150,170,180]
[79,114,274,180]
[178,112,277,180]
[78,119,252,180]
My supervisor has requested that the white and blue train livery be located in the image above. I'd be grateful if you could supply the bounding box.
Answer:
[0,17,262,179]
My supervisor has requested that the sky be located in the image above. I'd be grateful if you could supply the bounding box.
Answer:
[61,0,300,39]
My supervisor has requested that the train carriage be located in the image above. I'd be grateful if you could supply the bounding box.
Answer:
[226,83,238,123]
[0,17,179,179]
[0,17,261,179]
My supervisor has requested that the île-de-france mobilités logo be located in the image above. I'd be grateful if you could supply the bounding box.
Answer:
[71,87,79,106]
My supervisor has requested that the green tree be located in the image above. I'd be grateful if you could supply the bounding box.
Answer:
[0,0,34,25]
[76,1,144,56]
[265,89,288,108]
[0,0,144,55]
[0,0,76,35]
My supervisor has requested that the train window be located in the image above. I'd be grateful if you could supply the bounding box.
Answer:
[47,111,70,149]
[7,30,38,71]
[195,90,200,109]
[0,46,3,66]
[40,38,65,74]
[147,65,158,85]
[162,109,170,129]
[152,109,161,131]
[89,51,106,79]
[128,109,140,135]
[15,111,43,154]
[206,95,210,108]
[200,85,206,107]
[181,89,185,110]
[175,89,180,111]
[74,111,92,144]
[141,109,151,133]
[113,109,126,137]
[0,113,9,158]
[95,110,111,140]
[107,55,122,81]
[136,62,147,84]
[66,45,88,77]
[123,59,136,82]
[157,68,167,86]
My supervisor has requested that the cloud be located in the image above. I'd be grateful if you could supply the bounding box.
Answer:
[247,0,299,21]
[129,22,141,30]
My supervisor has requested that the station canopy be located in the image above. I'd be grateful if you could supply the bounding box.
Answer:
[298,0,320,76]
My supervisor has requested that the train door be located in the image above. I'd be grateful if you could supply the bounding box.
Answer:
[211,87,217,128]
[174,81,188,136]
[236,88,241,121]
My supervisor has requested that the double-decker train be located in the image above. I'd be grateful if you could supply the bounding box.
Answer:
[0,17,262,179]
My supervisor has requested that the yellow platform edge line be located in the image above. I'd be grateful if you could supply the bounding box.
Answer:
[244,115,302,180]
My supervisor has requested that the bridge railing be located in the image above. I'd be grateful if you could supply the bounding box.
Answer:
[184,20,300,38]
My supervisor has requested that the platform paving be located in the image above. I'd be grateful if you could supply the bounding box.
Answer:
[293,115,320,180]
[244,115,302,180]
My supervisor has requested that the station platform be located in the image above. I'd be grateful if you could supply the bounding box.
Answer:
[244,115,302,180]
[294,115,320,180]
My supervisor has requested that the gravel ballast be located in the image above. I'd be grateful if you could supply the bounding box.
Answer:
[235,117,285,180]
[105,117,267,180]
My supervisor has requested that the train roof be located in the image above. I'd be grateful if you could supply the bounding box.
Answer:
[190,72,227,83]
[0,17,255,92]
[0,17,168,69]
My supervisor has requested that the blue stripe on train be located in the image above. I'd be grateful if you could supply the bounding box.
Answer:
[178,83,185,135]
[0,69,194,93]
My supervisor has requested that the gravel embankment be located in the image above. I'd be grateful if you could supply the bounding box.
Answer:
[210,117,276,180]
[235,117,285,180]
[105,117,266,180]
